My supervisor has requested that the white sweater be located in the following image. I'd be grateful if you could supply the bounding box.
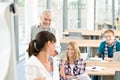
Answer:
[25,55,60,80]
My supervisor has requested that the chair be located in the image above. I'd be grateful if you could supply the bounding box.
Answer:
[58,43,67,59]
[102,23,116,29]
[100,33,104,39]
[114,71,120,80]
[60,43,67,54]
[80,53,89,61]
[68,32,83,39]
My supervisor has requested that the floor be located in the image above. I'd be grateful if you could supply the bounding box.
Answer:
[17,59,26,80]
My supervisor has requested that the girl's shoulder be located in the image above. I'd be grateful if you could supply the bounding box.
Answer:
[75,58,85,64]
[76,57,83,61]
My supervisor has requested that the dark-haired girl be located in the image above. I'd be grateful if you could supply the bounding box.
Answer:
[25,31,59,80]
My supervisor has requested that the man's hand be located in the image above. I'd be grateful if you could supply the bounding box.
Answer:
[52,50,58,57]
[104,57,113,62]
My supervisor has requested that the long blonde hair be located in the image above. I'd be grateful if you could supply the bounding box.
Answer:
[66,41,81,61]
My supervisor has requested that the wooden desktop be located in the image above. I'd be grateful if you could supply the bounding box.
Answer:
[86,61,120,80]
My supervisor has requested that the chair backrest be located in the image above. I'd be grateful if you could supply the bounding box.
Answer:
[114,71,120,80]
[102,23,116,29]
[60,43,67,53]
[68,32,82,39]
[80,53,88,61]
[100,33,104,39]
[58,43,67,59]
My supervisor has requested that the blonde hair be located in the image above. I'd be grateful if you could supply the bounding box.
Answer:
[66,41,81,61]
[104,29,115,35]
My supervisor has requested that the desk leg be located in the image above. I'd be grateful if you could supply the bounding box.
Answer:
[90,36,96,40]
[87,47,92,57]
[84,47,87,53]
[91,75,103,80]
[100,76,103,80]
[98,76,103,80]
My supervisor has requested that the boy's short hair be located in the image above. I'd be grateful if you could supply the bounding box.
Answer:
[104,29,115,35]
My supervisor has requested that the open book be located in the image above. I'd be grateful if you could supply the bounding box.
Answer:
[112,51,120,62]
[88,57,102,61]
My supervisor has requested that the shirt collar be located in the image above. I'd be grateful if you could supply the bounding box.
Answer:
[36,24,51,30]
[106,39,116,46]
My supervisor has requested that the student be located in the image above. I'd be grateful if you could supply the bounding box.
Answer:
[59,41,91,80]
[31,9,61,56]
[25,31,59,80]
[96,29,120,61]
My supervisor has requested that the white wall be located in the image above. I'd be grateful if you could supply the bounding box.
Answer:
[86,0,94,30]
[25,0,38,42]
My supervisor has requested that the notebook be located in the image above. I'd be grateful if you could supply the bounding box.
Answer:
[112,51,120,62]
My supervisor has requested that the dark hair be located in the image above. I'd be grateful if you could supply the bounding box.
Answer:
[28,31,56,57]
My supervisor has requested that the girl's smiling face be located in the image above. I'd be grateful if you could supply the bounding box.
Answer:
[66,45,75,58]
